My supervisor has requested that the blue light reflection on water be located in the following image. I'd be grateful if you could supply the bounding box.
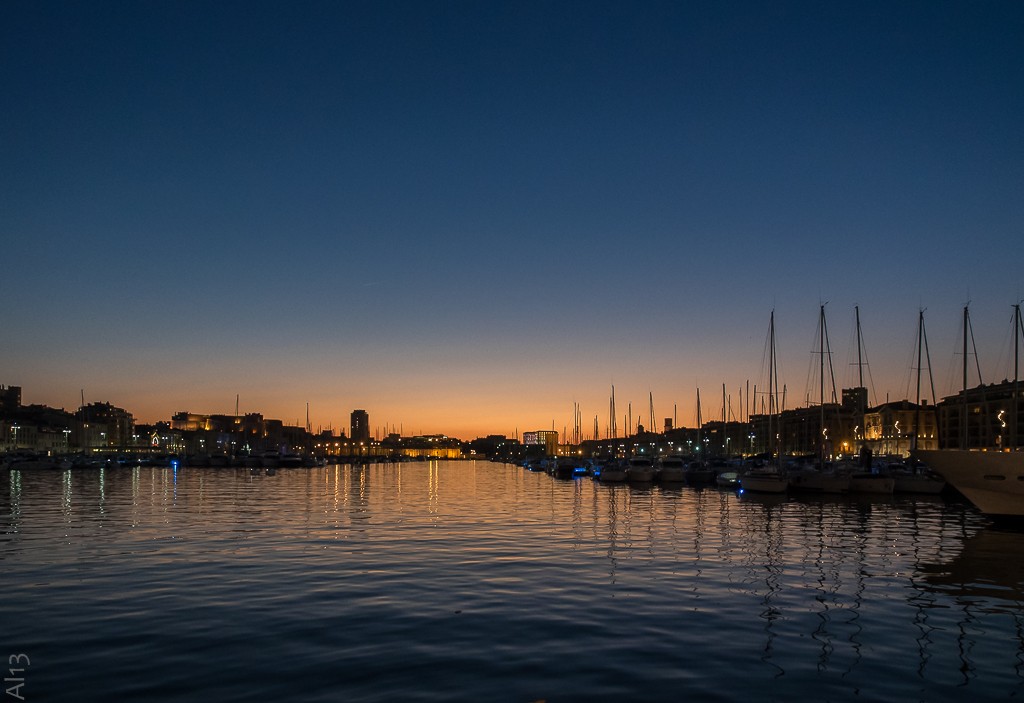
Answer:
[2,460,1024,702]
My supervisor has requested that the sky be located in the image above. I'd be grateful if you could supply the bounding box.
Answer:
[3,1,1023,439]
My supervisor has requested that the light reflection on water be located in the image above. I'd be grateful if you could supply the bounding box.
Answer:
[2,460,1024,701]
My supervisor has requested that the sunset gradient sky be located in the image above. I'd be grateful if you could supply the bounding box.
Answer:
[3,1,1023,439]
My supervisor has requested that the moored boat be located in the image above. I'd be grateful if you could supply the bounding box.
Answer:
[551,457,576,479]
[715,470,740,489]
[740,468,789,493]
[3,454,72,470]
[597,460,627,482]
[278,452,304,468]
[788,466,850,493]
[657,455,687,482]
[846,471,895,494]
[626,456,656,482]
[913,450,1023,516]
[685,461,716,485]
[887,462,946,494]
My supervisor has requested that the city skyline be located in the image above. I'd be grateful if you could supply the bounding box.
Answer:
[4,2,1022,439]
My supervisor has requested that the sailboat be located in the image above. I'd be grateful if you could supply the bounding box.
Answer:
[741,311,789,493]
[888,310,946,494]
[685,388,715,484]
[789,305,851,493]
[915,303,1024,516]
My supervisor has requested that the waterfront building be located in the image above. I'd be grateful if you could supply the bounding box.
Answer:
[137,422,186,455]
[702,420,754,458]
[749,387,866,459]
[933,379,1024,450]
[523,430,559,455]
[468,435,516,458]
[76,402,135,451]
[351,409,370,443]
[863,400,937,457]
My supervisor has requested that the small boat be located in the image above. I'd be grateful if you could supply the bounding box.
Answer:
[209,452,231,468]
[626,456,656,483]
[597,460,627,482]
[278,452,304,468]
[658,455,687,482]
[685,461,716,485]
[4,455,71,471]
[740,468,789,493]
[551,457,576,480]
[886,462,946,494]
[846,471,895,494]
[788,466,850,493]
[525,459,546,472]
[715,470,740,489]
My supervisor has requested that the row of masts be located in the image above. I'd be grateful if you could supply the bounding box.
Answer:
[585,304,1024,454]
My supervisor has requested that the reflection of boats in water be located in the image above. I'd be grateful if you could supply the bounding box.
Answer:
[914,450,1024,517]
[918,527,1024,601]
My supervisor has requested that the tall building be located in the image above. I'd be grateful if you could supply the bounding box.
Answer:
[351,409,370,442]
[523,430,559,455]
[0,385,21,414]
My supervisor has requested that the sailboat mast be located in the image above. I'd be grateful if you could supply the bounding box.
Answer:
[856,305,864,390]
[819,305,825,467]
[962,305,969,449]
[768,311,775,460]
[722,383,727,456]
[696,387,703,461]
[915,309,924,451]
[1014,303,1021,450]
[610,385,617,439]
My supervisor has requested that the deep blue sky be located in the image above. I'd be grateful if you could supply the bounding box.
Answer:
[3,1,1023,437]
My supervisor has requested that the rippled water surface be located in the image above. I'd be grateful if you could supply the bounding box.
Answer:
[3,460,1024,701]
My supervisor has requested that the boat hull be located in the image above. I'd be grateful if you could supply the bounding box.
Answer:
[789,470,849,493]
[740,471,788,493]
[626,467,656,482]
[914,450,1024,516]
[658,467,686,482]
[847,473,895,494]
[598,468,627,482]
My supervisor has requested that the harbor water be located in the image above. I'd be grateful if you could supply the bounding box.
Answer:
[3,460,1024,701]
